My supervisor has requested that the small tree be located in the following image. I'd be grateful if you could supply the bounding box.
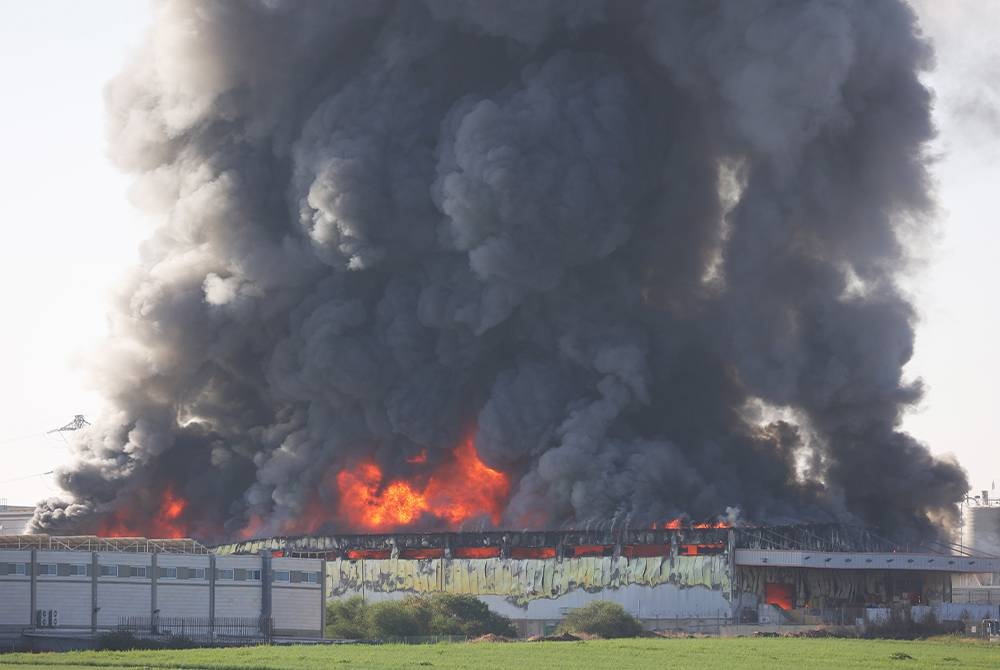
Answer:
[559,601,643,638]
[420,593,517,637]
[326,595,369,639]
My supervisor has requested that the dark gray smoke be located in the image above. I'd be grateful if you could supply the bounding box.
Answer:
[32,0,968,541]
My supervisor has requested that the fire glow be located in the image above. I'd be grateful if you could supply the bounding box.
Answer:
[652,518,731,530]
[336,437,509,531]
[97,485,189,538]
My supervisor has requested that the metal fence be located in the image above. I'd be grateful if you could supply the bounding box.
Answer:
[117,616,273,645]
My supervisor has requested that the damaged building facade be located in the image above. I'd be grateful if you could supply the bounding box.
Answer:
[219,524,1000,636]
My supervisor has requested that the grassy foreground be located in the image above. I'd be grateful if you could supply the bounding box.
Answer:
[0,637,997,670]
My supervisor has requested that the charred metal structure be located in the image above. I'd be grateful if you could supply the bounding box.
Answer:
[216,524,1000,636]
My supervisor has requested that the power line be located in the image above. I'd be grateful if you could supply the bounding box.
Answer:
[0,415,91,446]
[0,470,55,485]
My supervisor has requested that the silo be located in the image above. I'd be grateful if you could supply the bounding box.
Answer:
[965,501,1000,557]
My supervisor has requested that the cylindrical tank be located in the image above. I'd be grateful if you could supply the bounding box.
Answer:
[965,505,1000,557]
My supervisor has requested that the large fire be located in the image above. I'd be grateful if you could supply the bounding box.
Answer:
[98,485,190,538]
[336,437,509,531]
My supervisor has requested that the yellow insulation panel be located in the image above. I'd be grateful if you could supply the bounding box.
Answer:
[327,555,729,607]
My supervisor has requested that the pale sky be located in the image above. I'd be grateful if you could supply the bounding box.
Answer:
[0,1,997,506]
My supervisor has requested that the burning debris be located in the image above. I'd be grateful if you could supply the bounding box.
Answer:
[33,0,967,542]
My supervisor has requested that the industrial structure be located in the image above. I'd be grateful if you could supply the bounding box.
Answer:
[953,489,1000,605]
[0,502,33,537]
[0,535,324,650]
[220,524,1000,636]
[2,522,998,646]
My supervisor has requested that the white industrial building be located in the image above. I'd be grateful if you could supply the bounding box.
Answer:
[0,504,34,536]
[953,491,1000,604]
[0,535,324,650]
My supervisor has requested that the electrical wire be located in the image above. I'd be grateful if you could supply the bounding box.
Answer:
[0,470,55,485]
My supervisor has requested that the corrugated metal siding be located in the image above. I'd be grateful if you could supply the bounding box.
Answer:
[214,583,261,618]
[97,583,151,627]
[272,587,321,633]
[735,549,1000,572]
[0,550,31,626]
[0,548,323,635]
[215,555,261,569]
[0,581,30,626]
[157,583,210,618]
[156,554,210,570]
[37,581,91,626]
[327,554,730,607]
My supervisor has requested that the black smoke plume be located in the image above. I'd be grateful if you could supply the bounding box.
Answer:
[32,0,967,541]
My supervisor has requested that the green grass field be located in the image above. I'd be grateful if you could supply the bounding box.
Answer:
[0,638,997,670]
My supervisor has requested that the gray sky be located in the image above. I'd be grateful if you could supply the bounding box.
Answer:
[0,0,997,505]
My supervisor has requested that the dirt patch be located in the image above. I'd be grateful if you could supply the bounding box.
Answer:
[469,634,516,643]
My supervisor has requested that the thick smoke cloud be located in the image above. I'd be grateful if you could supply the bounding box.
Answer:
[33,0,967,541]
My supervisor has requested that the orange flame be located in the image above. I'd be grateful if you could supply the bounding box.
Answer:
[651,517,731,530]
[335,437,509,531]
[98,485,189,539]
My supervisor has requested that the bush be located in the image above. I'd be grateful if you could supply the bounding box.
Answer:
[416,594,517,637]
[324,594,517,640]
[558,601,643,638]
[326,596,370,639]
[366,600,425,638]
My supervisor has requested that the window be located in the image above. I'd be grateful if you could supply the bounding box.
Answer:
[273,570,290,582]
[100,565,118,577]
[217,568,235,581]
[0,563,27,576]
[247,569,261,581]
[132,566,148,578]
[159,567,178,579]
[305,572,319,584]
[69,564,88,577]
[192,567,206,580]
[38,563,57,576]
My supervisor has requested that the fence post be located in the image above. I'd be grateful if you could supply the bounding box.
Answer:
[209,554,216,641]
[150,553,158,635]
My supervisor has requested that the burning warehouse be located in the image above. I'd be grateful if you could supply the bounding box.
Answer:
[217,524,999,636]
[27,0,977,638]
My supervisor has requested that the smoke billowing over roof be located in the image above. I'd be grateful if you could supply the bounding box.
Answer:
[33,0,967,542]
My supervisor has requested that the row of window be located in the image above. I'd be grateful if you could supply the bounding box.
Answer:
[40,563,89,576]
[273,570,320,584]
[1,562,320,583]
